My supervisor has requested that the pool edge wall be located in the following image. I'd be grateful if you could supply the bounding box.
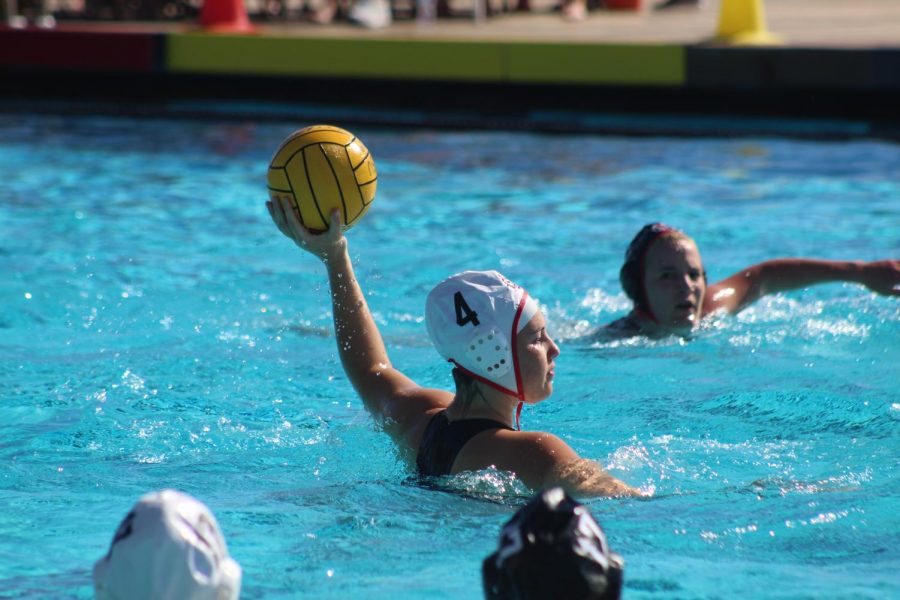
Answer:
[164,33,685,86]
[1,27,898,139]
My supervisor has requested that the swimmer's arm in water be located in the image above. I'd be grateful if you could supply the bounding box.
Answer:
[267,201,444,435]
[462,430,643,498]
[553,458,644,498]
[703,258,900,315]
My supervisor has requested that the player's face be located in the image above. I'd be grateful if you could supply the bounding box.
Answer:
[642,237,706,330]
[516,312,560,404]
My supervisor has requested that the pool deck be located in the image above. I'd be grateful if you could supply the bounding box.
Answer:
[2,0,899,138]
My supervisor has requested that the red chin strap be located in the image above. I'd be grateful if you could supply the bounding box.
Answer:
[510,293,529,432]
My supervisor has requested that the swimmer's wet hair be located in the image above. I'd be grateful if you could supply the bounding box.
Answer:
[452,367,482,417]
[619,223,690,311]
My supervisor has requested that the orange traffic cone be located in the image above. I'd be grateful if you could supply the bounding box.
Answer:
[199,0,256,33]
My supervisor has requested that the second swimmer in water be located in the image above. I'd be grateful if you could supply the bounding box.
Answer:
[594,223,899,340]
[267,200,642,498]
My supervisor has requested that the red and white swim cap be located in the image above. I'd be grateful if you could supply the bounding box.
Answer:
[425,270,539,400]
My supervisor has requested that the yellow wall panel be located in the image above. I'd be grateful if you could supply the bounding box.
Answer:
[165,34,684,86]
[505,43,684,85]
[167,35,506,81]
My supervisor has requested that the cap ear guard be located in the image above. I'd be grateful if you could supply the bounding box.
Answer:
[463,326,513,380]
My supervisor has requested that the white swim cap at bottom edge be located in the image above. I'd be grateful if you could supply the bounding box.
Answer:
[93,489,242,600]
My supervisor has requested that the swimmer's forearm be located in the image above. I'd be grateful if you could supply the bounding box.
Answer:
[323,246,392,387]
[578,476,643,498]
[753,259,864,294]
[552,458,645,498]
[712,259,868,313]
[759,259,900,298]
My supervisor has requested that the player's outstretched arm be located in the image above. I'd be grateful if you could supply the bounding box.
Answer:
[267,199,418,419]
[704,258,900,315]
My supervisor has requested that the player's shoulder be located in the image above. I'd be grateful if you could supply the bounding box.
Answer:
[492,429,575,457]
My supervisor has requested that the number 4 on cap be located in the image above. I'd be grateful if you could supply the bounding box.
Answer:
[454,292,480,327]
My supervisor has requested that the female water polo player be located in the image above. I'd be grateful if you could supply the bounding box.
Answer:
[267,199,641,498]
[594,223,900,339]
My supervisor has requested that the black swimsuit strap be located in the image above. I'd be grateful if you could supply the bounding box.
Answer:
[416,411,512,477]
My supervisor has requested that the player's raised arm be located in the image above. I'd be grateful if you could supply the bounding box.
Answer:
[267,201,418,421]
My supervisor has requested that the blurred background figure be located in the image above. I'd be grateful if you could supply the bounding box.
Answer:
[4,0,56,27]
[93,489,242,600]
[482,487,624,600]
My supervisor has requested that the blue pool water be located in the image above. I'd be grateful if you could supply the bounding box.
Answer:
[1,114,898,599]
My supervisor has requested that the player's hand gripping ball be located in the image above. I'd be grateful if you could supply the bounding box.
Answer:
[267,125,377,233]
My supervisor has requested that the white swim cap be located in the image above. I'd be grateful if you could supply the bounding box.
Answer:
[425,270,539,399]
[93,489,242,600]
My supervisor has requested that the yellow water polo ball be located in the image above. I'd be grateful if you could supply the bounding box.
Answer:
[267,125,377,233]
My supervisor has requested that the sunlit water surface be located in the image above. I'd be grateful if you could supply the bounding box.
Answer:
[1,115,898,599]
